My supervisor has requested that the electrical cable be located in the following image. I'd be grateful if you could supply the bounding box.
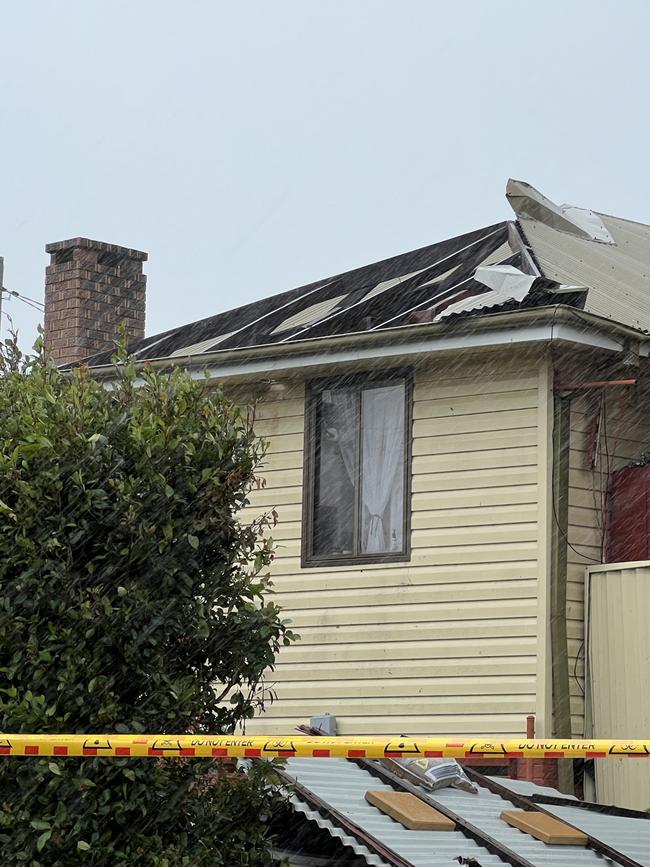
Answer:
[548,306,602,564]
[2,288,45,313]
[573,639,585,697]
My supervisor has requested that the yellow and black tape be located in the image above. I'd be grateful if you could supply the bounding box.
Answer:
[0,735,648,759]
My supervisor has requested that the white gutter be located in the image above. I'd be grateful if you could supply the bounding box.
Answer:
[170,322,626,382]
[87,305,648,383]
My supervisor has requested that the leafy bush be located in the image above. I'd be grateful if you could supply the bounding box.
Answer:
[0,337,294,865]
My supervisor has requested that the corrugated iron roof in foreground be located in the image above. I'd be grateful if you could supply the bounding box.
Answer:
[284,758,505,866]
[280,757,650,866]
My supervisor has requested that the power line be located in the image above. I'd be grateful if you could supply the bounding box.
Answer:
[4,288,44,310]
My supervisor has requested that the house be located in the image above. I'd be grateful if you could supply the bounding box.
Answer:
[42,179,650,806]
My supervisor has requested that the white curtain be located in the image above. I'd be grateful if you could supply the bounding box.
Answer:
[361,384,405,553]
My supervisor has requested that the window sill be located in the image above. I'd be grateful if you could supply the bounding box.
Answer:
[301,551,411,569]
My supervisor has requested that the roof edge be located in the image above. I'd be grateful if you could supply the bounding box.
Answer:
[83,305,647,379]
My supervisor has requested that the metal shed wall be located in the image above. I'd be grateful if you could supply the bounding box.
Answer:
[586,561,650,810]
[239,349,550,737]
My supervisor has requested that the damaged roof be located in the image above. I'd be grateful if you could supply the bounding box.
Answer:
[80,179,650,368]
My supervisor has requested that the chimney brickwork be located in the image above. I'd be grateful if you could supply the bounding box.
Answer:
[44,237,147,366]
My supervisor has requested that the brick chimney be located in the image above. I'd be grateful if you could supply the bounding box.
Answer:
[44,238,147,366]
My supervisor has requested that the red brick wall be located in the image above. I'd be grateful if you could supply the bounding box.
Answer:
[43,238,147,366]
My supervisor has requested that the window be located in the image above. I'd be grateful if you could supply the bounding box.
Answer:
[302,370,411,566]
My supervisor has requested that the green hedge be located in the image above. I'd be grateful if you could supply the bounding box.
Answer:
[0,337,294,865]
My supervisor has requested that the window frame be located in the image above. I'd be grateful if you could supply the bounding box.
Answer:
[301,367,413,568]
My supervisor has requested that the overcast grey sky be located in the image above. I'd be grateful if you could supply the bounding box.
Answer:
[2,0,650,347]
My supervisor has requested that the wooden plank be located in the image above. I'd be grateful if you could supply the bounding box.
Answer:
[245,485,302,508]
[412,427,537,455]
[414,390,538,420]
[365,791,455,831]
[246,713,537,737]
[412,524,537,547]
[246,487,540,520]
[261,695,536,717]
[286,619,537,646]
[276,675,536,699]
[255,455,302,475]
[414,375,539,400]
[276,636,537,664]
[412,466,538,493]
[567,486,605,510]
[569,525,602,547]
[251,398,304,421]
[567,505,603,530]
[411,503,537,530]
[411,485,537,510]
[255,432,304,453]
[500,811,587,846]
[271,541,538,567]
[415,357,539,384]
[278,602,538,631]
[274,561,539,592]
[273,580,537,611]
[412,408,537,436]
[250,467,303,488]
[300,616,536,646]
[275,657,536,681]
[413,446,536,473]
[269,521,538,547]
[254,417,304,436]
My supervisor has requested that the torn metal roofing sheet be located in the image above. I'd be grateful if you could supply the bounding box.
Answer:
[434,265,538,322]
[508,180,650,333]
[506,179,616,245]
[79,221,541,368]
[74,177,650,370]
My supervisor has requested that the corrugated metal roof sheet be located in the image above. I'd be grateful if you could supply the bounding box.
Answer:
[289,792,389,866]
[282,758,633,866]
[168,331,235,356]
[585,563,650,811]
[430,781,615,867]
[539,803,650,867]
[78,222,531,368]
[284,758,505,866]
[74,177,650,371]
[517,211,650,333]
[270,294,348,335]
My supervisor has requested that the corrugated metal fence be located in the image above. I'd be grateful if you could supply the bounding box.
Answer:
[586,561,650,810]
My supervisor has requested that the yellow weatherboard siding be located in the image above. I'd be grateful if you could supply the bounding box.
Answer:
[566,389,650,736]
[241,352,543,737]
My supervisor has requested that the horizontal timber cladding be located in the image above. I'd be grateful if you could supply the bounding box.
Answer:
[240,352,543,736]
[566,388,650,737]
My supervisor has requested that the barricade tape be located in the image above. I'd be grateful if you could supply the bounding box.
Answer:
[0,735,648,759]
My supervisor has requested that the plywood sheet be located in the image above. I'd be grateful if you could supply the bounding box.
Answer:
[500,810,587,845]
[365,790,455,831]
